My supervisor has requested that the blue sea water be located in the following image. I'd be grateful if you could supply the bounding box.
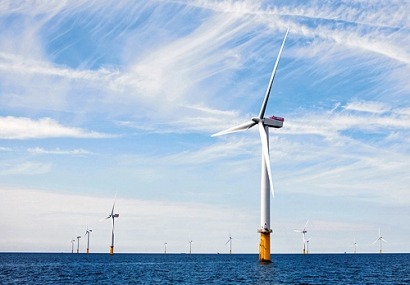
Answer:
[0,253,409,284]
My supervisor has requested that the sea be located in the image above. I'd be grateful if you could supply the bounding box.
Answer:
[0,253,409,284]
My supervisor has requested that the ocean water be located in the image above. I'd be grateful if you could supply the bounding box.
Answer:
[0,253,409,284]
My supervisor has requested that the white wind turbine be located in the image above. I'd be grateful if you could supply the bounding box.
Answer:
[71,238,75,253]
[212,29,289,263]
[354,237,358,254]
[294,220,309,254]
[76,235,81,254]
[225,233,233,254]
[105,199,120,255]
[164,242,167,254]
[306,238,311,254]
[187,240,193,254]
[372,228,387,254]
[84,226,92,254]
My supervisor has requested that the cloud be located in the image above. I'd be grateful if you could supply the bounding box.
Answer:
[344,101,390,114]
[27,147,93,156]
[0,116,114,139]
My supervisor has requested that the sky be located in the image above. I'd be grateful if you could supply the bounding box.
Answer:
[0,0,409,254]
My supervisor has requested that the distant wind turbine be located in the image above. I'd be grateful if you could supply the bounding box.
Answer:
[164,242,167,254]
[372,228,387,254]
[306,238,311,254]
[354,238,358,254]
[84,226,92,254]
[225,233,233,254]
[294,220,309,254]
[76,236,81,254]
[71,238,75,253]
[212,29,289,263]
[105,198,119,255]
[187,240,193,254]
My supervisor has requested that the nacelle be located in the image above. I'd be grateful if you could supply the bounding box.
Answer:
[263,116,284,128]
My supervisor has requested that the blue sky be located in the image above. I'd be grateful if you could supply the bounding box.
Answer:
[1,0,409,254]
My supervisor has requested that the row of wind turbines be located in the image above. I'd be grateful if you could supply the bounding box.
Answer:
[70,199,119,254]
[294,220,388,254]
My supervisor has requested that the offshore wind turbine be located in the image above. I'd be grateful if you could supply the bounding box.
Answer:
[354,238,358,254]
[372,228,387,254]
[187,240,193,254]
[164,242,167,254]
[294,220,309,254]
[212,29,289,263]
[76,235,81,254]
[306,238,311,254]
[105,199,120,255]
[84,226,92,254]
[225,233,233,254]
[71,238,75,253]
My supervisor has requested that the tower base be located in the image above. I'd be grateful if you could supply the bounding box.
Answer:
[258,231,271,262]
[110,246,114,255]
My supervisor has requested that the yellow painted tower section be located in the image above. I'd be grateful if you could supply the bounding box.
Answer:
[110,246,114,255]
[86,248,90,254]
[259,232,271,262]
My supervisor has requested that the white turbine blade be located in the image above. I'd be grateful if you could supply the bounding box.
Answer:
[381,238,387,243]
[293,229,302,233]
[303,220,309,231]
[111,201,116,216]
[372,238,379,245]
[258,122,274,197]
[258,28,289,119]
[211,121,256,137]
[225,239,230,245]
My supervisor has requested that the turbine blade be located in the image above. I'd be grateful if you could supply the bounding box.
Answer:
[303,220,309,231]
[372,238,379,245]
[258,29,289,119]
[211,121,256,137]
[258,122,274,197]
[381,238,387,243]
[111,201,115,216]
[225,240,230,245]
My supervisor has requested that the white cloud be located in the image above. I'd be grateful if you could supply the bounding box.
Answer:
[0,116,113,139]
[344,101,390,114]
[27,147,93,156]
[0,146,12,151]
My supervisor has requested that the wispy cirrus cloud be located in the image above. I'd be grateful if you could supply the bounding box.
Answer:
[27,147,93,156]
[0,116,113,139]
[344,101,390,114]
